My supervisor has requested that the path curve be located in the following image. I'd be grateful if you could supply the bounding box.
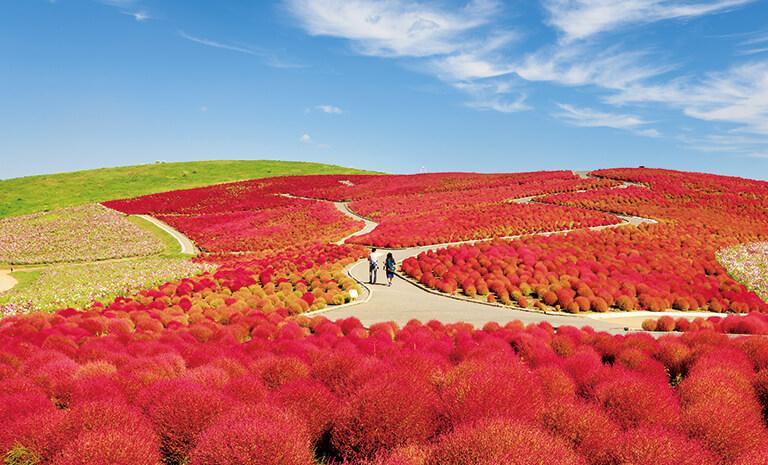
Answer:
[136,215,199,255]
[281,194,664,332]
[0,269,18,294]
[282,178,732,332]
[334,202,377,245]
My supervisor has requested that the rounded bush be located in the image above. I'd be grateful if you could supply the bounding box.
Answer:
[427,418,584,465]
[51,428,160,465]
[331,371,441,461]
[189,405,313,465]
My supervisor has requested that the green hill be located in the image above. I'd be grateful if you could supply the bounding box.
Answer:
[0,160,376,218]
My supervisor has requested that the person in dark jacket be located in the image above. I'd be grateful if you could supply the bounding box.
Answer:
[384,252,396,287]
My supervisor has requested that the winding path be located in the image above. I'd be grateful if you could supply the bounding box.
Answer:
[296,179,731,333]
[136,215,199,255]
[0,270,17,294]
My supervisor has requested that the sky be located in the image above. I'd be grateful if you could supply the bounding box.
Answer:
[1,0,768,180]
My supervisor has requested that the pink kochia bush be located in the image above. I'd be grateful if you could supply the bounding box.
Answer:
[4,302,768,464]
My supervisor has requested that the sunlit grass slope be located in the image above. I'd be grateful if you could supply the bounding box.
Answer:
[0,160,376,218]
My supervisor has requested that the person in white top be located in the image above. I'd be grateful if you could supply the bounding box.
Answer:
[368,248,381,284]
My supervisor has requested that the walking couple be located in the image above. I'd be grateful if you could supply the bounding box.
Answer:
[368,248,395,286]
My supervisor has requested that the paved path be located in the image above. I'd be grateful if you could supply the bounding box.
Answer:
[136,215,198,255]
[289,177,739,332]
[0,269,18,293]
[333,203,377,245]
[319,259,636,333]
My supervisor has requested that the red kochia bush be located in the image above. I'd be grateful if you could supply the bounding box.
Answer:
[331,370,441,461]
[679,349,768,462]
[614,426,719,465]
[427,418,584,465]
[270,379,339,443]
[440,358,545,427]
[142,380,229,464]
[537,400,622,462]
[38,400,156,461]
[51,428,160,465]
[594,370,681,429]
[189,405,313,465]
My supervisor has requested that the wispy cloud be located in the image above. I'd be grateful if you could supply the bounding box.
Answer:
[97,0,152,22]
[122,10,150,22]
[315,105,343,114]
[98,0,138,6]
[609,61,768,136]
[737,30,768,55]
[543,0,754,42]
[299,133,330,149]
[285,0,765,157]
[284,0,501,58]
[678,132,768,158]
[178,31,306,69]
[513,45,673,90]
[179,30,262,56]
[453,80,529,113]
[284,0,522,112]
[554,103,660,137]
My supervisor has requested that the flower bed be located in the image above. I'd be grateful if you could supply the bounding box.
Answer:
[347,202,620,248]
[2,301,768,464]
[105,171,624,250]
[718,242,768,303]
[403,168,768,313]
[0,204,164,265]
[156,201,362,253]
[0,258,214,316]
[4,168,768,464]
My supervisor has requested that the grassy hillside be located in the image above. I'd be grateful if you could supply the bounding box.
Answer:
[0,160,376,218]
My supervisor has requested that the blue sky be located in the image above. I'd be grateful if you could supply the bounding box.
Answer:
[2,0,768,179]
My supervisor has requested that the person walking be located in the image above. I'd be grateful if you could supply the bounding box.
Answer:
[368,248,381,284]
[385,252,396,287]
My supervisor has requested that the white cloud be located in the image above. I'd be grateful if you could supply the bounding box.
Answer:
[178,31,306,69]
[99,0,137,5]
[467,96,529,113]
[299,133,331,148]
[513,45,673,90]
[554,103,660,137]
[609,61,768,136]
[284,0,501,58]
[738,30,768,55]
[678,132,768,157]
[453,80,529,113]
[123,10,150,22]
[315,105,343,114]
[284,0,521,112]
[543,0,754,42]
[179,30,261,56]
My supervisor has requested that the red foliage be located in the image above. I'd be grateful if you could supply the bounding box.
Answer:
[51,428,160,465]
[427,418,584,465]
[403,168,768,313]
[142,381,229,464]
[3,167,768,465]
[331,370,441,461]
[189,405,314,465]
